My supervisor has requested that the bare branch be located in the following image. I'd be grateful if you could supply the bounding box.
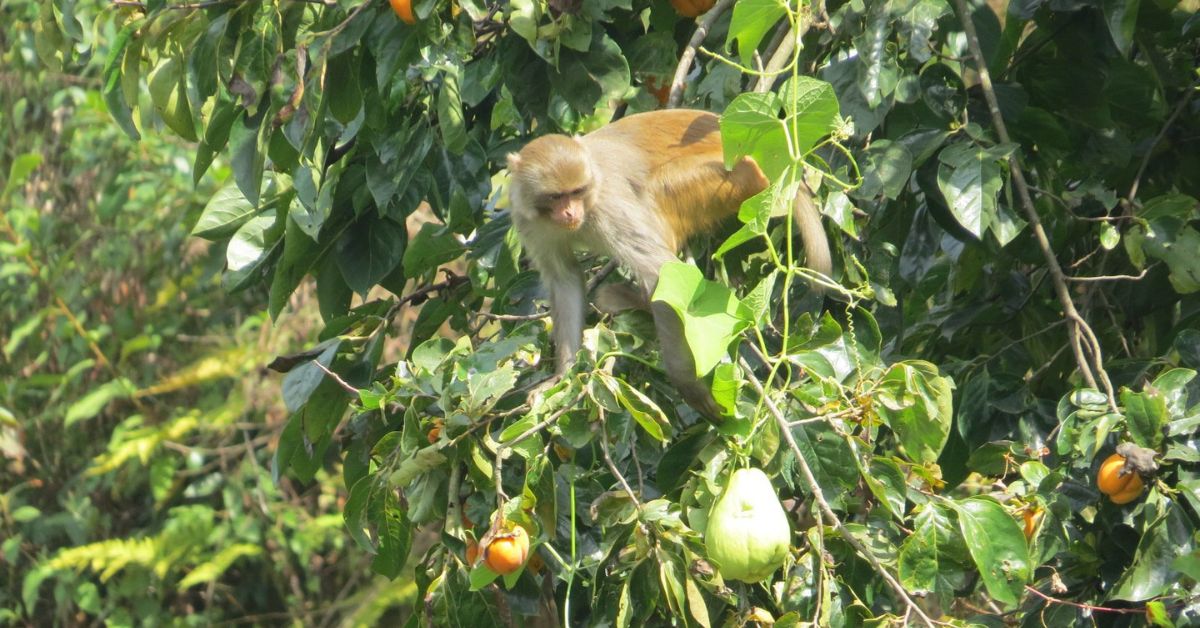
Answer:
[312,361,360,396]
[951,0,1118,413]
[667,0,735,108]
[1065,270,1148,283]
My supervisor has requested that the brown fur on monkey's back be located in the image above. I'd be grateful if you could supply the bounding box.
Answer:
[584,110,769,249]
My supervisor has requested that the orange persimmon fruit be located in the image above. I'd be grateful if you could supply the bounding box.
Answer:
[390,0,416,24]
[1097,453,1144,505]
[670,0,715,18]
[483,525,529,575]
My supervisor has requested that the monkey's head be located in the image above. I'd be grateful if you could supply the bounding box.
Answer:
[507,134,598,232]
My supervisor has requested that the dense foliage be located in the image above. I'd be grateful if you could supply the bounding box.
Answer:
[6,0,1200,625]
[0,7,414,624]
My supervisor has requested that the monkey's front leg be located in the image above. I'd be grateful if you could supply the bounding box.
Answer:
[525,256,586,407]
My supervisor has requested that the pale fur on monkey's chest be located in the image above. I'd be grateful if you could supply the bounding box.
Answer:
[514,165,673,254]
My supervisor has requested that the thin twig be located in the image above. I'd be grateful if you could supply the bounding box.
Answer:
[312,360,360,395]
[1125,77,1200,208]
[1023,586,1143,615]
[113,0,336,9]
[599,415,642,508]
[951,0,1118,413]
[585,259,620,293]
[1064,270,1148,283]
[739,350,936,628]
[477,310,549,322]
[667,0,736,108]
[752,26,797,93]
[502,389,587,448]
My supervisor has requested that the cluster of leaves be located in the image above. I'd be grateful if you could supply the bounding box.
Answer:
[23,0,1200,625]
[1,5,420,624]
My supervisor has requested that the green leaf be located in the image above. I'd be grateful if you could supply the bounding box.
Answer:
[402,223,465,279]
[727,0,787,67]
[779,76,840,155]
[549,32,630,115]
[437,68,468,154]
[651,262,753,377]
[855,140,912,200]
[336,215,408,296]
[468,562,501,590]
[225,211,281,291]
[952,497,1030,607]
[861,457,908,521]
[611,376,671,442]
[101,23,140,140]
[371,489,412,579]
[898,512,939,593]
[1111,503,1193,601]
[327,52,363,124]
[388,446,449,488]
[508,0,539,46]
[3,310,45,360]
[465,364,517,416]
[936,142,1009,239]
[1151,368,1195,418]
[854,2,899,108]
[1138,194,1198,222]
[685,574,711,628]
[873,361,954,464]
[65,379,133,426]
[1141,223,1200,294]
[193,180,257,240]
[178,545,262,588]
[229,108,267,207]
[22,567,52,614]
[344,476,384,552]
[3,153,42,199]
[281,341,339,413]
[898,0,950,62]
[269,215,323,319]
[1121,386,1168,449]
[148,56,197,141]
[720,92,789,180]
[1101,0,1141,54]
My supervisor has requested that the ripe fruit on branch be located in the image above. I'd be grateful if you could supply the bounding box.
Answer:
[465,539,480,565]
[670,0,716,18]
[1022,507,1042,539]
[705,467,790,582]
[389,0,416,24]
[644,76,671,107]
[1097,453,1144,505]
[483,525,529,575]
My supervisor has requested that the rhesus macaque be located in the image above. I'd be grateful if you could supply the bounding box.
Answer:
[507,109,831,417]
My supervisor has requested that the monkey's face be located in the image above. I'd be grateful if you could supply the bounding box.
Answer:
[541,185,590,231]
[507,134,596,232]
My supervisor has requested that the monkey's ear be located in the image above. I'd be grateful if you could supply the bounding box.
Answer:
[506,153,522,171]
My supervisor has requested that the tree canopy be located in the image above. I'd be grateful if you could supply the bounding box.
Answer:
[4,0,1200,625]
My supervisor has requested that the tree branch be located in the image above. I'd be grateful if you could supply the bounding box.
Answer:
[667,0,735,108]
[951,0,1118,412]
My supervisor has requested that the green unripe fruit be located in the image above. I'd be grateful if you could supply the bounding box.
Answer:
[704,467,791,582]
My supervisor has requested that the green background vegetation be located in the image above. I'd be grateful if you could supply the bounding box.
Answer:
[2,0,1199,625]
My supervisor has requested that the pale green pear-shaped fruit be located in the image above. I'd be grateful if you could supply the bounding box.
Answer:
[704,467,791,582]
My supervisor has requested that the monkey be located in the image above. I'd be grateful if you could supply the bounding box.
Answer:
[506,109,831,418]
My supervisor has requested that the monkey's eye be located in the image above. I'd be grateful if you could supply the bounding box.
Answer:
[570,186,588,197]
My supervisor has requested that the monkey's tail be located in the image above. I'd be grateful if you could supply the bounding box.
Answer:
[793,182,833,284]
